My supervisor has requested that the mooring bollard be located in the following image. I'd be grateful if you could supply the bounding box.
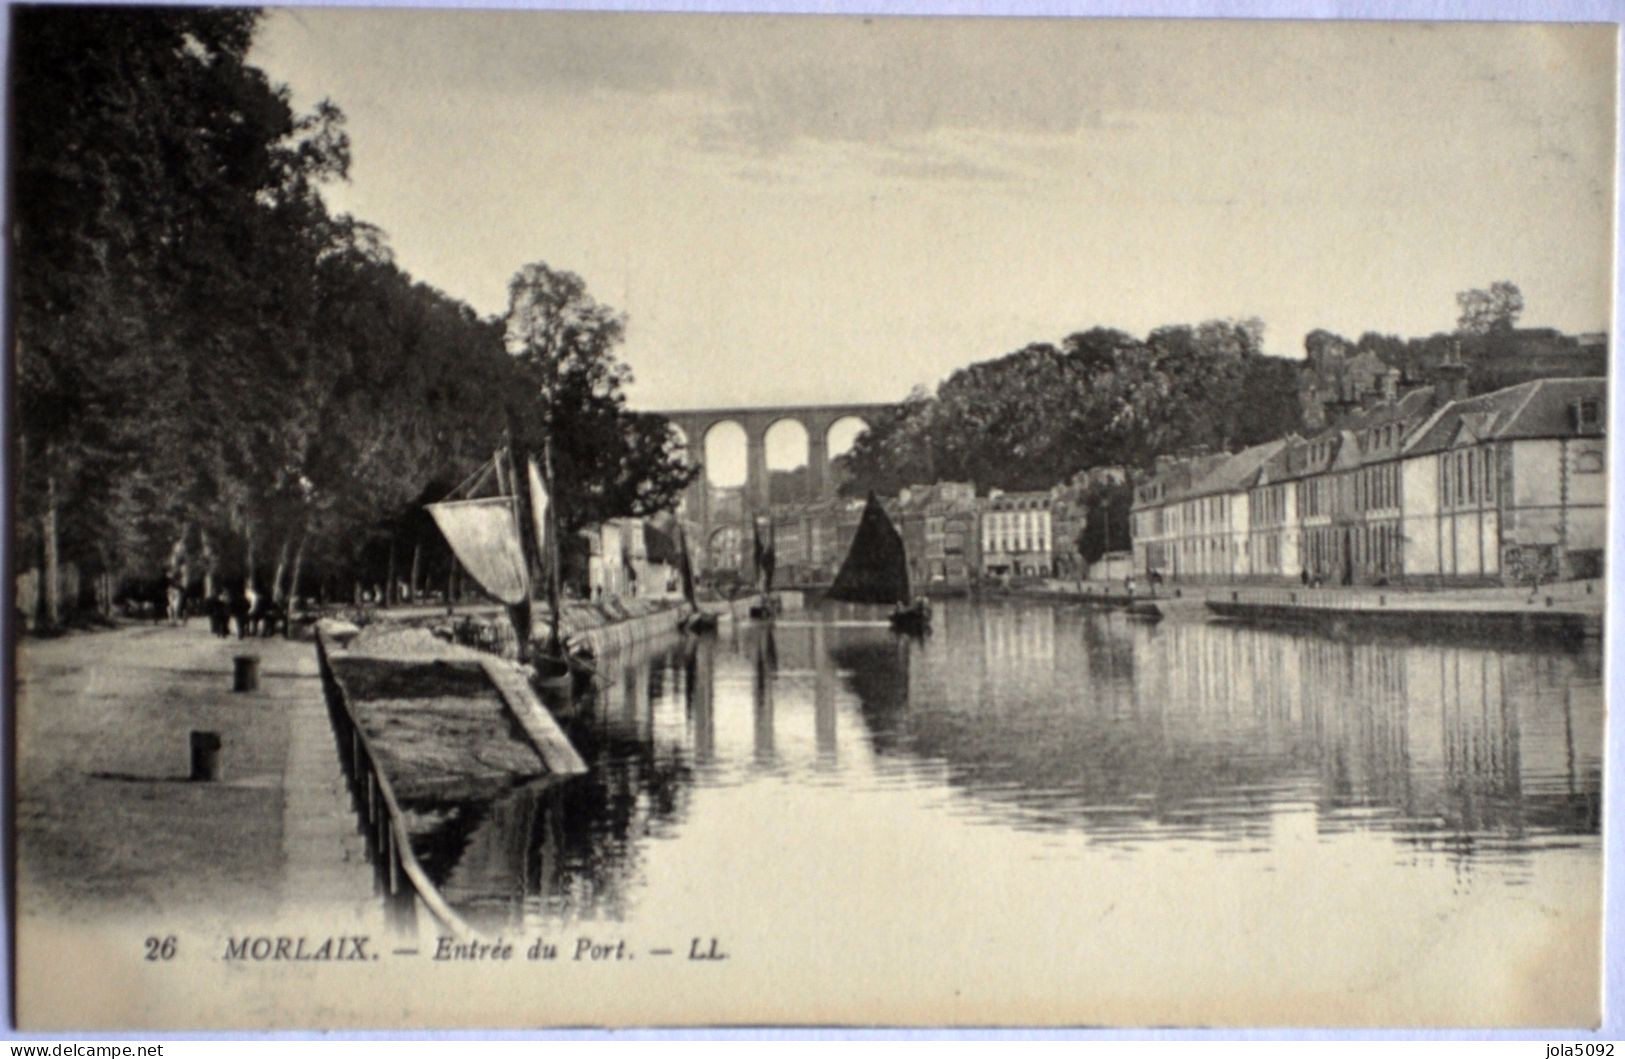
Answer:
[233,655,260,692]
[190,730,223,781]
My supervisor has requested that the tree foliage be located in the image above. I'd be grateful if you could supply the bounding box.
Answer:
[12,8,692,617]
[837,318,1302,498]
[1455,281,1524,335]
[502,263,698,533]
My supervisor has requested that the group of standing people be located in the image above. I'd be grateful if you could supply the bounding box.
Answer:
[158,540,284,638]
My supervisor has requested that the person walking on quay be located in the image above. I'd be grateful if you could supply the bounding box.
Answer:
[1124,572,1136,599]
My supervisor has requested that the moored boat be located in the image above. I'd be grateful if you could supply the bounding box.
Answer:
[748,514,778,621]
[826,492,932,634]
[676,524,719,633]
[427,441,591,706]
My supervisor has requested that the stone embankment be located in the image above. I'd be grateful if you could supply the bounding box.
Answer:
[380,590,805,662]
[1017,577,1604,640]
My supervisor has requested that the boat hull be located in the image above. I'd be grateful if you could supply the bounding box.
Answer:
[889,600,932,633]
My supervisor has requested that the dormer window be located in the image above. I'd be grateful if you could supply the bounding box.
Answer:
[1575,398,1603,433]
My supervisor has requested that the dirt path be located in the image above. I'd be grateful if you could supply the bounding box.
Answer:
[15,622,378,927]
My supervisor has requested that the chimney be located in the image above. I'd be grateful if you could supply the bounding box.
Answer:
[1380,368,1400,402]
[1433,339,1469,404]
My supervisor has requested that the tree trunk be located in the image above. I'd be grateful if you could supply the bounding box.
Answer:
[353,580,362,606]
[447,557,456,610]
[199,530,217,600]
[43,473,60,628]
[386,540,398,608]
[244,524,256,593]
[285,533,308,638]
[92,563,111,620]
[270,537,291,604]
[409,541,422,604]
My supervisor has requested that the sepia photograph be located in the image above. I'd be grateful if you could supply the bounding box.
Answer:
[7,3,1617,1033]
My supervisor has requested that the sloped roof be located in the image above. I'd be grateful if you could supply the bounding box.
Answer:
[1191,438,1291,497]
[1262,430,1347,484]
[1404,378,1605,456]
[1336,386,1439,434]
[1131,451,1228,508]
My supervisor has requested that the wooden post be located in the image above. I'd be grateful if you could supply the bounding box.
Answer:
[232,655,260,692]
[189,731,223,781]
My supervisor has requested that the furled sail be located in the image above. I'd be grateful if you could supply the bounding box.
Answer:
[526,457,550,567]
[826,493,910,606]
[427,497,529,605]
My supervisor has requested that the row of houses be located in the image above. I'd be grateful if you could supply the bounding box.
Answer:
[693,475,1109,592]
[1130,376,1608,587]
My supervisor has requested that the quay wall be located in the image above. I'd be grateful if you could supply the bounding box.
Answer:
[312,625,477,940]
[395,590,807,662]
[997,579,1603,639]
[563,590,804,659]
[1203,590,1602,642]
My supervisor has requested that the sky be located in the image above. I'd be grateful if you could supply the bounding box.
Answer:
[251,10,1616,424]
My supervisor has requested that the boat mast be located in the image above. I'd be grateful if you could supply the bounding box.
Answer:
[498,441,534,658]
[543,440,564,652]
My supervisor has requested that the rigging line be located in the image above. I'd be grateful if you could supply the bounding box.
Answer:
[443,457,496,502]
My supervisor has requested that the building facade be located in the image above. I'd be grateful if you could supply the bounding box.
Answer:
[1132,377,1607,587]
[980,491,1055,578]
[898,482,979,591]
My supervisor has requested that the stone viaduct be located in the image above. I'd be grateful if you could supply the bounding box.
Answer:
[652,402,892,570]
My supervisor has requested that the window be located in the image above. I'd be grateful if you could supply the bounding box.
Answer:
[1576,450,1605,474]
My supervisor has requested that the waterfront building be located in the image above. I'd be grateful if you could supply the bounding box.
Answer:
[1282,386,1444,584]
[980,490,1055,578]
[898,482,979,591]
[1132,376,1608,587]
[1397,377,1607,584]
[1047,482,1089,578]
[1130,450,1226,579]
[584,517,670,599]
[1130,442,1284,583]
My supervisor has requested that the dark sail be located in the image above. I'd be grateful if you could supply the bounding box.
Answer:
[678,524,697,607]
[827,493,910,606]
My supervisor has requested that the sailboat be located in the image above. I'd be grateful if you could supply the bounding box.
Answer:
[676,524,716,633]
[826,493,931,633]
[747,515,780,620]
[426,443,587,696]
[528,448,596,694]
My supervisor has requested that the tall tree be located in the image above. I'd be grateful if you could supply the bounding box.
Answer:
[1455,281,1524,335]
[501,262,697,532]
[13,6,350,612]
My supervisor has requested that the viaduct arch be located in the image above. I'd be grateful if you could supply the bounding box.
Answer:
[652,402,892,571]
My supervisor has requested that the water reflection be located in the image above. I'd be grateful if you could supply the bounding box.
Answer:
[416,602,1603,930]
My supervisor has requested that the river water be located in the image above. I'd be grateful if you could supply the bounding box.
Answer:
[413,599,1604,1024]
